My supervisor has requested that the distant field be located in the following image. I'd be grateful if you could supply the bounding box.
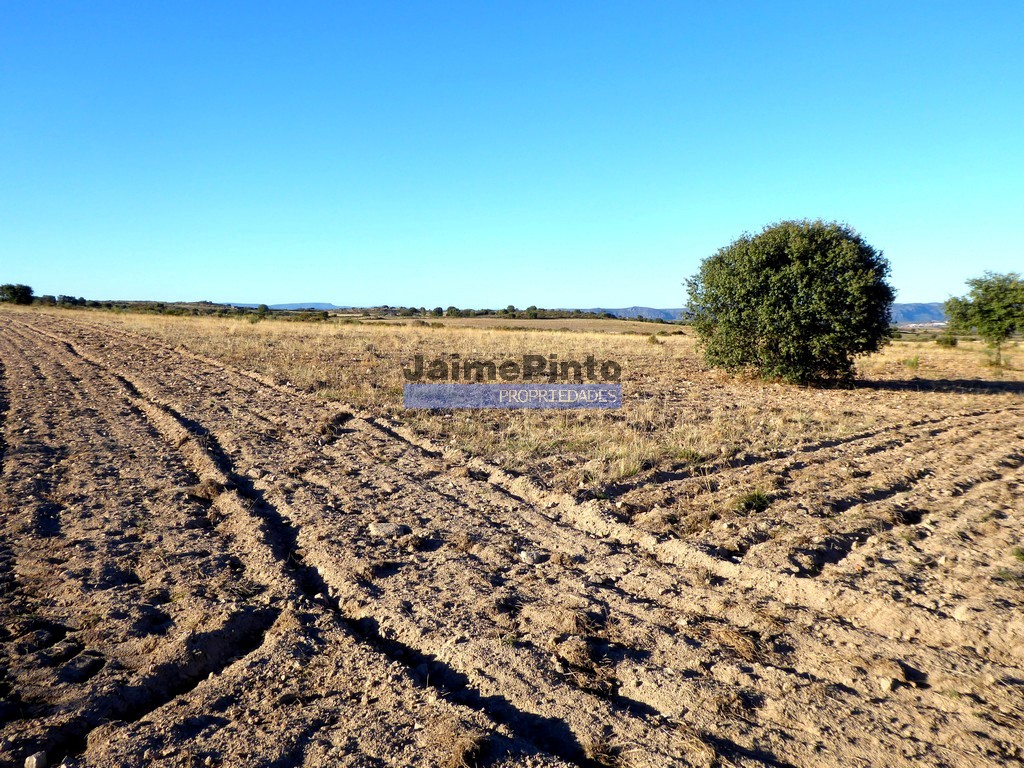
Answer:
[14,305,1022,490]
[351,314,683,335]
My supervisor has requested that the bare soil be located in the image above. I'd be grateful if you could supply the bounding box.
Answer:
[1,311,1022,767]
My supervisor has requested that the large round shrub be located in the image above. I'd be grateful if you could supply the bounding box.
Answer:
[686,220,894,383]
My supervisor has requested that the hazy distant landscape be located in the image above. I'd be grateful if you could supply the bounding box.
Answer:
[234,302,949,324]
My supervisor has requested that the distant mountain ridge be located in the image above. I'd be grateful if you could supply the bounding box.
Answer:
[888,303,946,324]
[579,306,687,321]
[587,303,946,325]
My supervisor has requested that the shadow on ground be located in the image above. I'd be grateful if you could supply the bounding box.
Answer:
[856,378,1024,395]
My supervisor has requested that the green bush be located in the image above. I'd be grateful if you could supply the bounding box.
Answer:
[686,220,894,384]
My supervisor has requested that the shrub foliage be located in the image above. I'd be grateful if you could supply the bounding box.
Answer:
[0,283,34,305]
[686,220,894,383]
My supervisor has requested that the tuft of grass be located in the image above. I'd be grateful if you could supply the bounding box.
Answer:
[734,489,771,514]
[984,350,1014,369]
[1012,547,1024,564]
[712,625,760,662]
[498,632,519,647]
[422,717,488,768]
[903,355,920,370]
[582,729,620,767]
[994,568,1024,585]
[672,447,707,466]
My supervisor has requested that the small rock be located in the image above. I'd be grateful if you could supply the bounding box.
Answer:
[519,549,547,565]
[368,522,412,539]
[25,753,47,768]
[877,676,895,693]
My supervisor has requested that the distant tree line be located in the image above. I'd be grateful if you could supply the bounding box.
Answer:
[2,282,684,326]
[376,305,636,321]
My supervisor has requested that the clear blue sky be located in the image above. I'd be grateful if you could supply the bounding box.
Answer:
[2,2,1021,307]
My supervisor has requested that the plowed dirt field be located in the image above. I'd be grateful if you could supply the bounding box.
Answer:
[1,311,1022,767]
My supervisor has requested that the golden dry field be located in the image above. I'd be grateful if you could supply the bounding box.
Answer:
[1,305,1022,768]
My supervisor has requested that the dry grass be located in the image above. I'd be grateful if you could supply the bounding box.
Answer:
[420,716,487,768]
[17,306,1023,492]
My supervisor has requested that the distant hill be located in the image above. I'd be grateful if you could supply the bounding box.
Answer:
[580,307,687,321]
[888,303,946,324]
[268,302,347,310]
[586,304,946,325]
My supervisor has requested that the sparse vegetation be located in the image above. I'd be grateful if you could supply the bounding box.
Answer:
[9,303,1015,495]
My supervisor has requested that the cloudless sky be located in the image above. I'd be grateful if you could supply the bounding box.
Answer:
[2,2,1022,307]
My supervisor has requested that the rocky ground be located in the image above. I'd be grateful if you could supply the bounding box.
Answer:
[1,311,1021,767]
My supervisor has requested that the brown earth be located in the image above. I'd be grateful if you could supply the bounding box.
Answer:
[1,311,1022,768]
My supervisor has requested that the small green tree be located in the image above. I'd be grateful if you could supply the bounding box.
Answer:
[945,272,1024,366]
[686,220,894,384]
[0,284,34,304]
